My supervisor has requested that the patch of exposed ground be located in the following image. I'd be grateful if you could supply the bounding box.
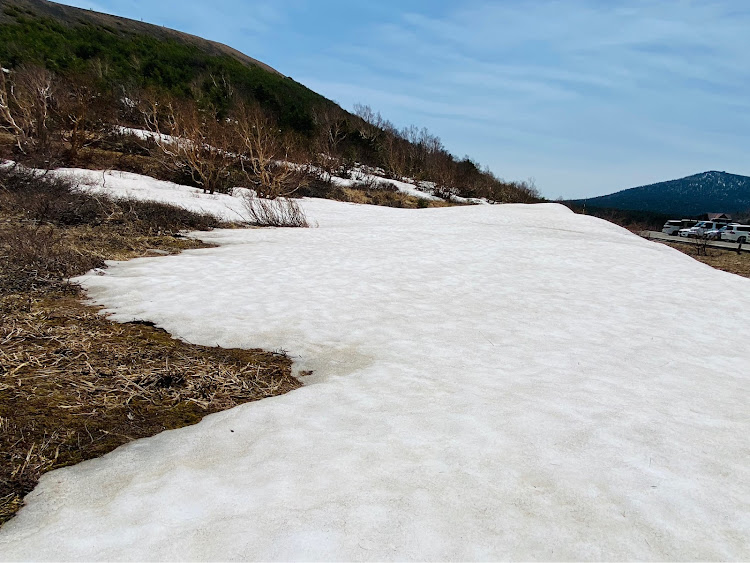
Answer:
[0,167,299,525]
[659,241,750,279]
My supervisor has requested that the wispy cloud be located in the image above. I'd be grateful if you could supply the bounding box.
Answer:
[295,0,750,197]
[54,0,750,198]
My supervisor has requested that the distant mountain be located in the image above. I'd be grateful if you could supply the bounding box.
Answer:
[569,171,750,217]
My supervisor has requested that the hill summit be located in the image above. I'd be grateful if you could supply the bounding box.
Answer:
[570,171,750,217]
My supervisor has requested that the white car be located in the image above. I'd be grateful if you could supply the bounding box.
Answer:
[662,219,697,236]
[705,225,730,240]
[680,221,722,238]
[721,224,750,243]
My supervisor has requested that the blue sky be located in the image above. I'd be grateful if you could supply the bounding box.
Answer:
[59,0,750,199]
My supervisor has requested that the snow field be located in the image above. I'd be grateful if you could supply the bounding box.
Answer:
[54,168,251,222]
[0,174,748,560]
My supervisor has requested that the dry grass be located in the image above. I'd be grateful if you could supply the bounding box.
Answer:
[0,167,299,525]
[333,186,455,208]
[660,241,750,278]
[0,291,297,525]
[242,194,310,227]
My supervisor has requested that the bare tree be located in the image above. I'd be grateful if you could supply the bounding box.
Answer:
[142,95,234,194]
[0,68,23,146]
[57,76,112,160]
[0,65,56,157]
[353,103,383,143]
[379,121,407,178]
[233,101,306,198]
[314,105,349,161]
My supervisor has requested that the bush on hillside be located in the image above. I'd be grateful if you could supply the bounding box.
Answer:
[241,193,309,228]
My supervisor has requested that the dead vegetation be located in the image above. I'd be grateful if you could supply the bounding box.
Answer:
[0,166,300,525]
[660,241,750,278]
[242,194,310,228]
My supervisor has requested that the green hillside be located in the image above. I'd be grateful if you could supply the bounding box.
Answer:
[0,0,333,132]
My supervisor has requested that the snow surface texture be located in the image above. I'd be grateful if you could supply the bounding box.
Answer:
[1,181,749,560]
[55,168,251,222]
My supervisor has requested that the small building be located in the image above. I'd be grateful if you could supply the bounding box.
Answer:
[708,213,732,222]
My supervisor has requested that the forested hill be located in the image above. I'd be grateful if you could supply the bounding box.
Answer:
[569,171,750,216]
[0,0,283,75]
[0,0,333,132]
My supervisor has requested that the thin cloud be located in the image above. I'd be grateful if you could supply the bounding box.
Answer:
[49,0,750,198]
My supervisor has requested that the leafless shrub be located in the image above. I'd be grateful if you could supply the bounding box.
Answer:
[0,65,57,160]
[0,164,219,232]
[141,95,234,194]
[232,101,307,198]
[696,234,710,256]
[242,193,309,228]
[56,76,114,160]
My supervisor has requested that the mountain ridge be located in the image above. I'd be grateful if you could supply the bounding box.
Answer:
[1,0,284,76]
[569,170,750,217]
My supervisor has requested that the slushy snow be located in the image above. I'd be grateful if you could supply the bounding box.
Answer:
[0,174,748,560]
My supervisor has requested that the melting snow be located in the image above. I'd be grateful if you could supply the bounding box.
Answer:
[327,167,444,201]
[0,173,749,560]
[54,168,250,223]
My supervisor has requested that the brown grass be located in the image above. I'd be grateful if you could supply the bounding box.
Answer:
[660,241,750,278]
[242,194,310,227]
[0,167,299,525]
[332,186,455,208]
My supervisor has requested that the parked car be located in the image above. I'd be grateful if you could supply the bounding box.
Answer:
[705,225,731,240]
[662,219,697,236]
[680,221,722,238]
[721,224,750,243]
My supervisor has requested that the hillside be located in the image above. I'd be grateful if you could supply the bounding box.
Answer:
[569,171,750,217]
[0,0,332,132]
[0,0,541,204]
[0,0,283,75]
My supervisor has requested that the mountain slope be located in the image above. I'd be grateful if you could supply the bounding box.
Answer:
[0,0,542,204]
[0,0,334,132]
[0,0,283,76]
[570,171,750,217]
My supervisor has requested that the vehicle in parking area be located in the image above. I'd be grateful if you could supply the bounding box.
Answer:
[705,225,731,240]
[679,221,723,238]
[721,224,750,243]
[662,219,697,235]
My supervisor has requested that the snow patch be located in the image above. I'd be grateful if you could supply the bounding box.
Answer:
[0,195,748,560]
